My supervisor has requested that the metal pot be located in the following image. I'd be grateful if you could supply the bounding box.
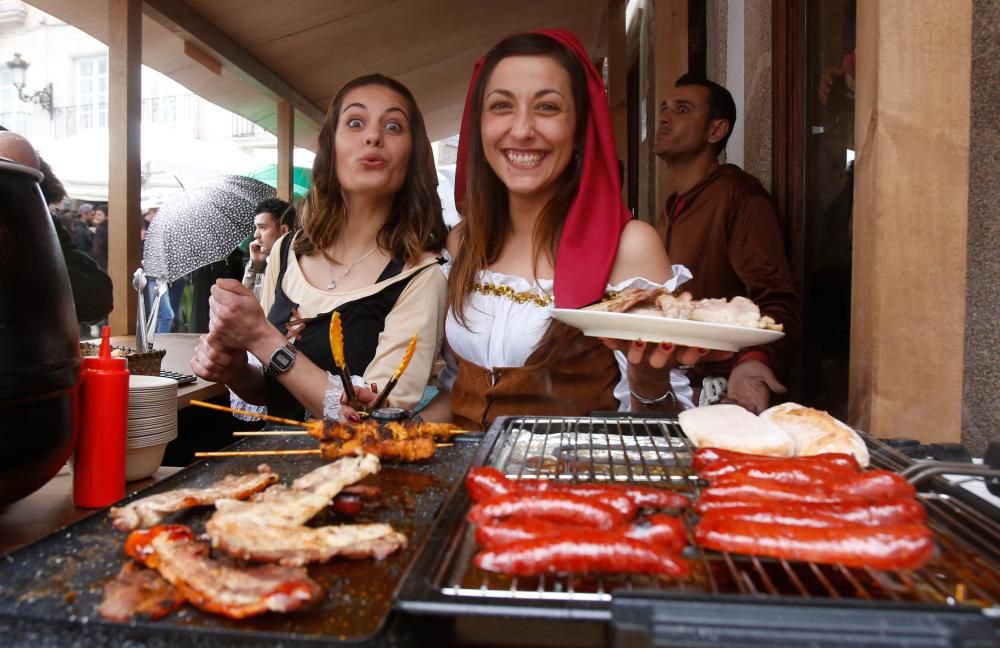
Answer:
[0,160,80,505]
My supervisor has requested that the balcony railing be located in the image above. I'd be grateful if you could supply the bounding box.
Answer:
[52,94,196,138]
[232,114,267,138]
[0,110,29,133]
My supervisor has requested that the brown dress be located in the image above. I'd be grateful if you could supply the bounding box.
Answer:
[449,327,620,431]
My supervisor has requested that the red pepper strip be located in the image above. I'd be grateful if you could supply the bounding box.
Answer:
[467,493,625,529]
[697,499,927,528]
[700,470,915,505]
[465,467,514,503]
[693,518,934,571]
[701,459,859,484]
[475,514,687,553]
[475,531,689,577]
[693,448,860,474]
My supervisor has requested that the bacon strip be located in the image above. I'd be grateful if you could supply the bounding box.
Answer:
[110,465,279,531]
[125,525,322,619]
[98,562,185,622]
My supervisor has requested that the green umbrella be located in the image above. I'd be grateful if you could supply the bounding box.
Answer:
[248,164,311,199]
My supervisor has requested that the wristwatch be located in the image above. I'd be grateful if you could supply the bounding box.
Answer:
[265,344,298,376]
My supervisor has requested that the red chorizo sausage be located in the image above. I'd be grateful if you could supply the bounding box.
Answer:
[703,460,859,485]
[475,531,690,577]
[465,467,515,503]
[693,518,934,570]
[516,480,690,510]
[475,514,687,553]
[467,493,626,529]
[701,470,915,504]
[466,467,689,510]
[691,448,861,475]
[697,499,927,528]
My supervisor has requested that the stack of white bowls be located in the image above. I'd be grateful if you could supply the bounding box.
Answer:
[126,375,178,480]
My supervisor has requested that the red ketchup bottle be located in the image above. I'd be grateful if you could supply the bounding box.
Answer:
[73,326,129,507]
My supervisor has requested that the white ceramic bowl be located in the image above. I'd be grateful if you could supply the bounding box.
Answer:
[125,442,167,481]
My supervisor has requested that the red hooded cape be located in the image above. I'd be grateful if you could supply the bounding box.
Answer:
[454,28,631,309]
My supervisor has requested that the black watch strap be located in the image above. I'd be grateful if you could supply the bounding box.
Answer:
[265,344,298,376]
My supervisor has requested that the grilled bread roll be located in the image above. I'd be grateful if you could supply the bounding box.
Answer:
[678,404,795,457]
[760,403,870,468]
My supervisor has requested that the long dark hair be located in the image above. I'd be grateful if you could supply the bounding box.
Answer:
[294,74,445,265]
[448,33,590,328]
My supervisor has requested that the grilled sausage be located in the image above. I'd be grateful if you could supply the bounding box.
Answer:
[467,493,625,529]
[696,499,927,527]
[465,467,689,510]
[475,514,686,553]
[693,518,934,570]
[465,467,515,502]
[700,470,915,505]
[475,531,690,577]
[703,460,860,485]
[691,448,861,479]
[516,480,690,510]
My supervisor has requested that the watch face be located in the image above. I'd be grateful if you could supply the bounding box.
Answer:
[271,346,296,372]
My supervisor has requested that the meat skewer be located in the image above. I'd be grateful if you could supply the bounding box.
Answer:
[189,400,464,462]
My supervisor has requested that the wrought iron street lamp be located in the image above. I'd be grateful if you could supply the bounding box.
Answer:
[5,53,53,119]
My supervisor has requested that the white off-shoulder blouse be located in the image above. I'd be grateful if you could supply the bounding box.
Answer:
[439,266,695,411]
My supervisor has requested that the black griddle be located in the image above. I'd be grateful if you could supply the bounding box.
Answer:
[0,428,486,647]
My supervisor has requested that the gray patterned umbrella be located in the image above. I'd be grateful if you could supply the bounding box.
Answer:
[142,175,276,283]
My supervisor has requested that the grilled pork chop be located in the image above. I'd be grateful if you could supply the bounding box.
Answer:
[109,465,279,531]
[207,453,406,565]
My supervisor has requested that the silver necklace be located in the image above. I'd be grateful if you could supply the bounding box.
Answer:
[327,245,378,290]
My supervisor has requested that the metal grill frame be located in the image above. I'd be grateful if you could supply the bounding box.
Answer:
[396,414,1000,631]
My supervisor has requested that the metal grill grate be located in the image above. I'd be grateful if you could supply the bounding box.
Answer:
[438,416,1000,615]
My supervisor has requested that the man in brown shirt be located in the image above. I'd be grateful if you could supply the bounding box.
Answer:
[654,74,800,413]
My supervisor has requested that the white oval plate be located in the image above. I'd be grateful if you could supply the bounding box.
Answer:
[550,308,785,352]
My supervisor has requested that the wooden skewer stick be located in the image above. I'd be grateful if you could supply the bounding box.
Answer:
[232,428,471,438]
[190,399,312,428]
[233,430,310,437]
[195,449,321,458]
[196,443,455,458]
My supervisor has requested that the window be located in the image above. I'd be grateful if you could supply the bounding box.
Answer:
[76,55,108,129]
[0,67,28,133]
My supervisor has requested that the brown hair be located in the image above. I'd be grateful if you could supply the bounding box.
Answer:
[294,74,445,264]
[447,33,590,329]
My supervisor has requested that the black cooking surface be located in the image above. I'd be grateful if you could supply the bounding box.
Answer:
[0,429,482,645]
